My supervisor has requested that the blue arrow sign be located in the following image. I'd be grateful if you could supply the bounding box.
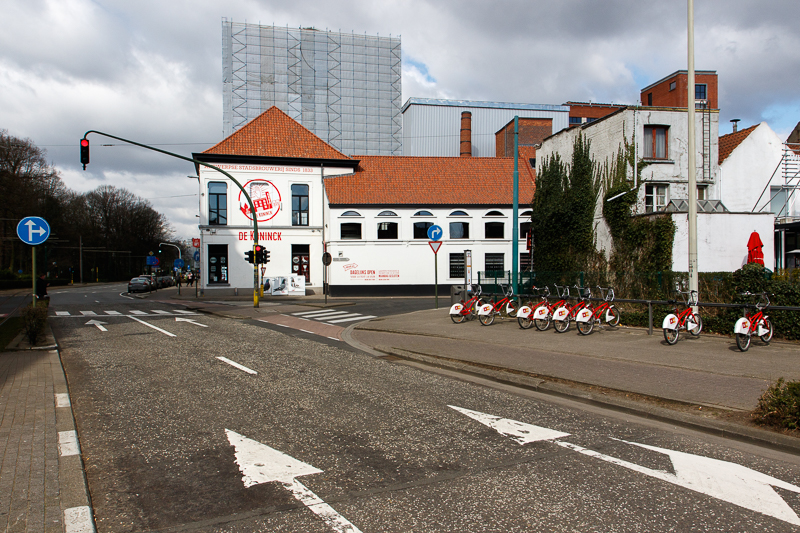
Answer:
[427,224,443,241]
[16,217,50,245]
[174,258,185,268]
[193,251,200,262]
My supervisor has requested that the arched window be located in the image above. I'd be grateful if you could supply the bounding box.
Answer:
[378,210,398,217]
[414,210,434,217]
[340,211,361,217]
[485,210,504,217]
[449,210,469,217]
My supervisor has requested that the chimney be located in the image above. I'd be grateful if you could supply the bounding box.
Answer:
[460,111,472,157]
[731,118,741,133]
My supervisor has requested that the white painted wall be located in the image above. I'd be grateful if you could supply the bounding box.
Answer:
[671,212,774,272]
[197,162,354,292]
[324,206,530,287]
[719,122,787,214]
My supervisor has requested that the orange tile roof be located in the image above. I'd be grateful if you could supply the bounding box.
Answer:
[204,106,352,160]
[718,124,758,164]
[326,155,536,206]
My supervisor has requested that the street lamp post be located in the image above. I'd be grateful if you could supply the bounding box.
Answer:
[687,0,699,307]
[159,242,182,295]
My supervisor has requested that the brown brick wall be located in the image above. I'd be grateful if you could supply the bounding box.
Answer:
[495,118,552,157]
[641,73,718,109]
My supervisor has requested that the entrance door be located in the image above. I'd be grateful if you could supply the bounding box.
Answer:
[207,244,228,284]
[291,244,310,283]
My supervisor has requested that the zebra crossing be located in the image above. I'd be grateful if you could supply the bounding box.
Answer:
[290,309,376,325]
[53,309,198,317]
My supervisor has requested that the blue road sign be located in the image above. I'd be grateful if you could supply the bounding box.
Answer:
[427,224,443,241]
[193,251,200,262]
[16,216,50,245]
[174,258,185,268]
[146,256,160,266]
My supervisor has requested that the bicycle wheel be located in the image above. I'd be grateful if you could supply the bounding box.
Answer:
[518,315,533,329]
[759,318,773,344]
[663,327,679,345]
[534,314,551,331]
[451,312,467,324]
[736,332,751,352]
[688,313,703,336]
[577,317,594,335]
[468,298,485,320]
[554,317,570,333]
[479,312,495,326]
[501,300,518,319]
[606,305,620,327]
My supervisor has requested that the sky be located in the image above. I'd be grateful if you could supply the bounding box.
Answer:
[1,0,799,240]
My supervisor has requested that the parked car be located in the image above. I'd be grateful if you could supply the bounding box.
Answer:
[127,277,151,293]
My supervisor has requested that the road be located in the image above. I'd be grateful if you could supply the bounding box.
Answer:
[49,284,800,532]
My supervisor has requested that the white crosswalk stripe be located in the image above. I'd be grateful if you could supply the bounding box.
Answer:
[290,309,377,325]
[104,311,122,315]
[52,309,199,317]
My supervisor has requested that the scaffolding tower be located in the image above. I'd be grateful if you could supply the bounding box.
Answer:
[222,20,402,156]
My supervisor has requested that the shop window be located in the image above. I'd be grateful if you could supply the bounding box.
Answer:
[291,244,310,283]
[449,253,465,278]
[341,223,362,239]
[485,253,505,275]
[645,184,668,213]
[208,182,227,225]
[414,221,433,239]
[450,222,469,239]
[291,184,309,226]
[378,221,398,239]
[207,244,228,284]
[644,125,669,159]
[485,222,504,239]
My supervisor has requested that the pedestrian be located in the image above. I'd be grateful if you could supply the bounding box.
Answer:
[35,273,49,303]
[187,272,193,287]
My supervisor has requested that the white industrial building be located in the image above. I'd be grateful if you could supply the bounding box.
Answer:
[402,98,569,157]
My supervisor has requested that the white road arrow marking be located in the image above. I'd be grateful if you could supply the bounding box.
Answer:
[175,317,208,327]
[450,406,800,526]
[85,320,107,332]
[226,430,362,533]
[448,405,570,444]
[128,315,176,337]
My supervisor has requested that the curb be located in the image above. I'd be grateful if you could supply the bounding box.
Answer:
[52,342,97,532]
[341,322,800,456]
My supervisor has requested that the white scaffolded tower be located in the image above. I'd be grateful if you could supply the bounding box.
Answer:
[222,20,402,156]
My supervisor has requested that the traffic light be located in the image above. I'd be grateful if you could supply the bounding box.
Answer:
[80,138,90,169]
[244,249,254,263]
[253,246,270,264]
[264,249,270,264]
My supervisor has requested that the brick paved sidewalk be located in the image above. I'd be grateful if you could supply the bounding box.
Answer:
[0,350,94,532]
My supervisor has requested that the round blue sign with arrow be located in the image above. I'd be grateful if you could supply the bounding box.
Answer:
[174,258,185,268]
[16,216,50,245]
[193,251,200,262]
[427,224,443,241]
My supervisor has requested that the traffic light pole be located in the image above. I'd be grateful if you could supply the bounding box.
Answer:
[81,130,261,307]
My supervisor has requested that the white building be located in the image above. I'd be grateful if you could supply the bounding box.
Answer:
[537,106,775,272]
[194,106,535,296]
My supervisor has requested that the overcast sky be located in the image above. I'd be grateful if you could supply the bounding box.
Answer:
[1,0,798,240]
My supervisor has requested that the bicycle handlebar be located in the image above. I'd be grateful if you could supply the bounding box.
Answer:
[740,291,770,309]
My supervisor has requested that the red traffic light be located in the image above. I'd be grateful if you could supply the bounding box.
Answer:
[254,245,262,252]
[80,138,90,169]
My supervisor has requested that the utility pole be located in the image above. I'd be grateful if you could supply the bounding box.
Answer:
[687,0,699,304]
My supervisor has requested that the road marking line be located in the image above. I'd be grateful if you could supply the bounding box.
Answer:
[128,315,176,337]
[59,430,80,456]
[328,315,376,324]
[104,311,122,315]
[64,505,94,533]
[292,309,346,317]
[56,311,70,316]
[55,393,71,407]
[217,357,257,375]
[300,330,314,334]
[174,310,194,314]
[327,337,340,341]
[129,310,148,315]
[152,310,172,314]
[317,313,360,321]
[80,311,97,316]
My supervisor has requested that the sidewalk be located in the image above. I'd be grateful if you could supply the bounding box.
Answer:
[0,327,94,532]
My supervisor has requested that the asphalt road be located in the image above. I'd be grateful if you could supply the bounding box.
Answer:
[49,288,800,532]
